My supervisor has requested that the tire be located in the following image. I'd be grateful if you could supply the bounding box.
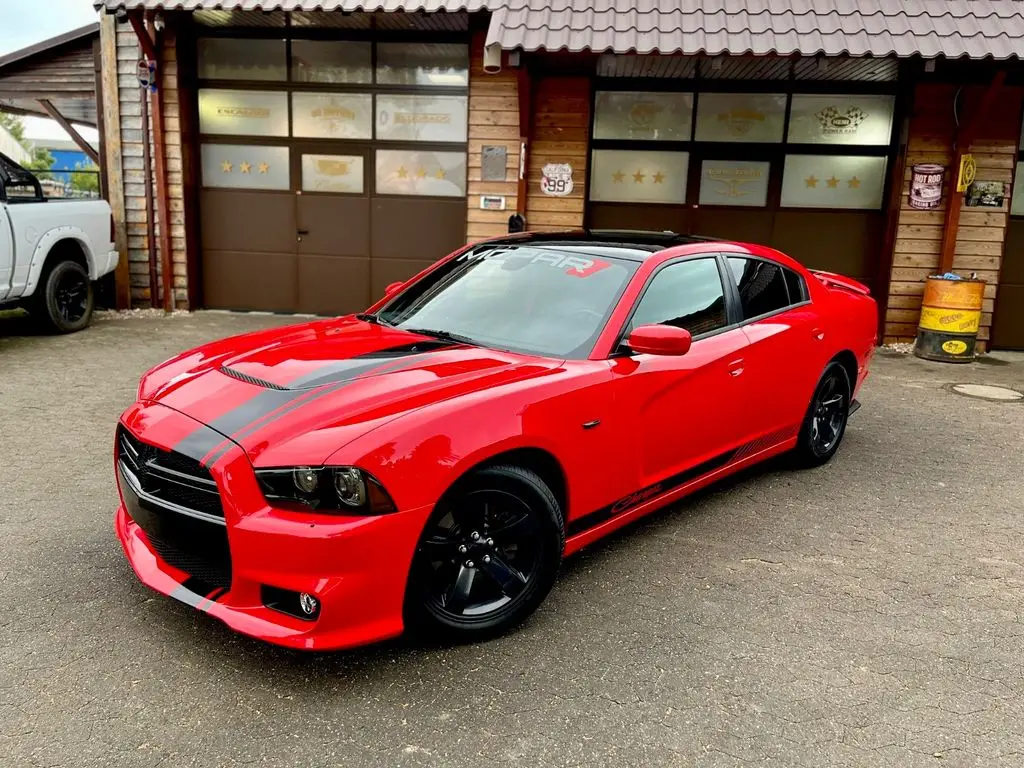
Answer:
[404,464,565,643]
[792,362,852,468]
[32,259,94,334]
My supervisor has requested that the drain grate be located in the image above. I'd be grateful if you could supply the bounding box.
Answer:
[948,383,1024,402]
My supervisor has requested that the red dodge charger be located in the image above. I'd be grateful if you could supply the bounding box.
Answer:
[115,230,876,650]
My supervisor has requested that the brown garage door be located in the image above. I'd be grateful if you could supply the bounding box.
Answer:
[992,218,1024,349]
[196,35,469,315]
[587,88,896,295]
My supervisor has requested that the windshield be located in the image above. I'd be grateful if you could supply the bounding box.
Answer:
[377,244,640,358]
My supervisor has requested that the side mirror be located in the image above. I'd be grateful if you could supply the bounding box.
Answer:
[384,281,404,297]
[627,324,692,356]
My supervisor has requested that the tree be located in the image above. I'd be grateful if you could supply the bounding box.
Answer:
[0,111,27,146]
[70,162,100,196]
[25,147,54,172]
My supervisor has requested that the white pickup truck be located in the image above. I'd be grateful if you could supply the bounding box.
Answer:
[1,152,118,333]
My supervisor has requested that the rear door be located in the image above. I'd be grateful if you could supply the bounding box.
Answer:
[724,256,826,442]
[611,255,750,488]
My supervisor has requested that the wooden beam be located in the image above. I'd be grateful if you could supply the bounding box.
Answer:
[99,15,129,310]
[128,11,158,63]
[36,99,100,165]
[938,72,1007,274]
[148,20,174,313]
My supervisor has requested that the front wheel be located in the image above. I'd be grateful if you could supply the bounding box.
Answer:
[404,465,565,643]
[33,260,94,334]
[793,362,851,468]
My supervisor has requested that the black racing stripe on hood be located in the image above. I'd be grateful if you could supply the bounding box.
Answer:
[178,349,455,466]
[284,341,454,390]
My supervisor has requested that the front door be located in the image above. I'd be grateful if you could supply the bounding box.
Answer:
[612,256,750,488]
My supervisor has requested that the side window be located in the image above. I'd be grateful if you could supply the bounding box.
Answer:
[630,258,728,338]
[726,257,791,320]
[784,267,808,303]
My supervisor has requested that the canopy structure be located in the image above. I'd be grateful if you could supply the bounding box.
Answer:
[0,23,101,163]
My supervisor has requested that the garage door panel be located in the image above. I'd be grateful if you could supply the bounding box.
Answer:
[298,255,371,316]
[588,203,689,234]
[200,191,296,254]
[771,211,882,285]
[371,198,466,261]
[297,196,370,258]
[370,259,436,302]
[993,219,1024,349]
[203,250,297,312]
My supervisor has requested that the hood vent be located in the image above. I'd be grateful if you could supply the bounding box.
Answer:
[220,366,287,390]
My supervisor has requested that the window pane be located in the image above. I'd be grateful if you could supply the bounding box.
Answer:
[593,91,694,141]
[727,258,791,319]
[781,154,887,209]
[198,89,288,137]
[698,160,770,207]
[200,144,290,190]
[784,268,807,303]
[376,43,468,86]
[632,259,727,337]
[291,40,372,84]
[375,149,466,197]
[1012,162,1024,215]
[197,38,286,81]
[787,94,895,146]
[291,93,372,139]
[694,93,787,143]
[375,94,468,142]
[589,149,688,204]
[302,154,364,194]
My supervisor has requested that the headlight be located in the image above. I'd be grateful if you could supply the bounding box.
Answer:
[255,466,395,515]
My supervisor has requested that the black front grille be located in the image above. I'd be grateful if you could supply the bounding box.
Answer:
[118,427,223,518]
[118,425,232,590]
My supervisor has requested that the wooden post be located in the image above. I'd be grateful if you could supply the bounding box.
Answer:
[148,21,174,313]
[515,65,533,225]
[99,15,130,310]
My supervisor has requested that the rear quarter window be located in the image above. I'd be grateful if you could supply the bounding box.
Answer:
[784,268,808,303]
[726,257,791,320]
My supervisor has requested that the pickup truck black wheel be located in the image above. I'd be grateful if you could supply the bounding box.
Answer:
[405,465,564,644]
[33,260,94,334]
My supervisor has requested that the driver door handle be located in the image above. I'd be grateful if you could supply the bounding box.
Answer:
[727,358,745,377]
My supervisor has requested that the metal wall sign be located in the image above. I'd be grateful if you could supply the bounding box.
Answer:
[909,163,944,210]
[540,163,574,196]
[957,154,977,192]
[481,145,507,181]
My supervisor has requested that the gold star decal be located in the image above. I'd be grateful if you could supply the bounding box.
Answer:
[826,176,839,188]
[805,175,818,188]
[257,162,269,174]
[396,166,409,179]
[633,170,645,184]
[416,167,427,179]
[848,176,862,189]
[652,171,665,184]
[435,168,446,180]
[239,161,252,174]
[221,161,232,173]
[612,170,625,183]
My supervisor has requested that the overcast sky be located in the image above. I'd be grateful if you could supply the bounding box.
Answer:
[0,0,102,141]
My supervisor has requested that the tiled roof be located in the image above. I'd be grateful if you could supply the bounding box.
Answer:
[96,1,487,10]
[485,0,1024,59]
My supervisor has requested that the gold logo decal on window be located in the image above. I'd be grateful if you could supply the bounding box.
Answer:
[216,106,271,119]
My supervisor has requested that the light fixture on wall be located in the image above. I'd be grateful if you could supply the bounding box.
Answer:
[483,43,502,74]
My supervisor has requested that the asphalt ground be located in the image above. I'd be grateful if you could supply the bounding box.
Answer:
[1,310,1023,768]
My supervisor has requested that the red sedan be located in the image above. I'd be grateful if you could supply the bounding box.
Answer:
[115,231,876,650]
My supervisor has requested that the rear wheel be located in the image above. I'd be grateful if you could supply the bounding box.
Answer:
[793,362,851,468]
[32,260,94,334]
[405,465,564,643]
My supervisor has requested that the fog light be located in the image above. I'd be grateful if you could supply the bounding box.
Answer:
[299,592,319,616]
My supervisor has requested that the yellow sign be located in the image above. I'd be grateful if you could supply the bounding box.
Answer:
[919,306,981,334]
[942,339,969,355]
[957,154,976,192]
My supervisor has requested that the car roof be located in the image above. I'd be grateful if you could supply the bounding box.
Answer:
[479,230,724,262]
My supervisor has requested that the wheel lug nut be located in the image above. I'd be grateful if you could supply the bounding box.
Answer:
[486,538,494,547]
[465,560,474,568]
[458,545,467,554]
[482,555,491,564]
[470,531,480,541]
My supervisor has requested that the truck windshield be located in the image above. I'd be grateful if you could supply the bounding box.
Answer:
[377,244,639,358]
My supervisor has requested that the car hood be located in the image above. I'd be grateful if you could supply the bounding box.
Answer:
[139,317,561,467]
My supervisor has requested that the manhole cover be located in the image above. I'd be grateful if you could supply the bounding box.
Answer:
[949,383,1024,401]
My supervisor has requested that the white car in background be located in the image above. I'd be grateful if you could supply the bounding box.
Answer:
[0,152,118,333]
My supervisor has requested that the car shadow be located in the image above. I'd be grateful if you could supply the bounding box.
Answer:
[0,309,44,338]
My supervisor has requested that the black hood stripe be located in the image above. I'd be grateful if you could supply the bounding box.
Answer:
[176,349,454,467]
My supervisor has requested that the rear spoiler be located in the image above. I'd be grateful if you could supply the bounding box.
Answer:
[809,269,872,296]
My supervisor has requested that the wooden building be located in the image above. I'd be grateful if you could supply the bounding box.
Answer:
[95,1,1024,350]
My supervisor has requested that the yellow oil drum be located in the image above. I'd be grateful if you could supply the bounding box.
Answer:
[913,276,985,363]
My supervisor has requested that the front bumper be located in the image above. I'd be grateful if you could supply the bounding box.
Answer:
[115,401,434,651]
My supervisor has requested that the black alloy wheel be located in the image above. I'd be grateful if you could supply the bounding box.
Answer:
[55,267,90,325]
[406,465,564,641]
[34,260,95,333]
[794,362,851,468]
